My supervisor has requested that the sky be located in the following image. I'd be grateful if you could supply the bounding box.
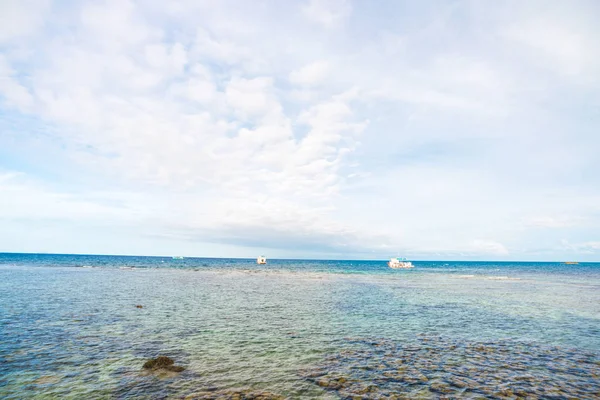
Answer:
[0,0,599,261]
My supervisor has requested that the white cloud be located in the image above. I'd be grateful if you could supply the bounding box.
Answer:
[0,0,370,255]
[290,61,330,86]
[524,216,585,229]
[366,54,511,116]
[0,171,23,183]
[193,28,254,66]
[0,0,50,43]
[301,0,352,28]
[469,240,509,256]
[503,8,600,81]
[80,0,159,48]
[560,240,600,253]
[0,171,134,222]
[226,77,280,118]
[144,43,188,75]
[0,0,599,259]
[169,76,217,104]
[0,55,34,110]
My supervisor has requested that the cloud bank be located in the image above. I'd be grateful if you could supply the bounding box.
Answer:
[1,0,599,260]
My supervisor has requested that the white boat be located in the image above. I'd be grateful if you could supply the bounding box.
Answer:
[172,256,184,260]
[256,256,267,265]
[388,257,413,269]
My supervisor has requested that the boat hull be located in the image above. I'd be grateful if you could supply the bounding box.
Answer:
[389,261,414,269]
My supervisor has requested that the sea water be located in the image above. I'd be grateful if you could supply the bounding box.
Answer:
[1,254,599,399]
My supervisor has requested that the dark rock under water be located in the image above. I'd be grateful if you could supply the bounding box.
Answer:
[300,335,600,399]
[142,356,185,373]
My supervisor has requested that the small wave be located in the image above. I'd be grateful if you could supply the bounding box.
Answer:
[486,276,521,280]
[453,274,521,281]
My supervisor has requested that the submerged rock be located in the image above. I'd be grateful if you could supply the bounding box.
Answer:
[142,356,185,372]
[429,381,452,394]
[318,376,350,390]
[300,335,600,399]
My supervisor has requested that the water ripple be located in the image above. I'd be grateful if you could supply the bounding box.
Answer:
[301,335,600,399]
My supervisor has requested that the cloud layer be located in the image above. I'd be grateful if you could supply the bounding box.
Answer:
[1,0,599,260]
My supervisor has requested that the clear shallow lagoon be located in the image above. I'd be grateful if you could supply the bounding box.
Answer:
[1,254,599,399]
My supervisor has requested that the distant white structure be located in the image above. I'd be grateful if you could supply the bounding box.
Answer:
[257,256,267,265]
[388,257,413,269]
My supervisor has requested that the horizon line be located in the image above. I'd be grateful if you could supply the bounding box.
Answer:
[0,251,593,263]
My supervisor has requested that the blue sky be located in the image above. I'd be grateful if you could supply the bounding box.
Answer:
[1,0,599,260]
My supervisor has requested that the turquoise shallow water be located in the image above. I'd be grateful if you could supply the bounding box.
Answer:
[1,254,599,399]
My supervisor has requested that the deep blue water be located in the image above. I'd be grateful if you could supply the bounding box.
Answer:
[1,253,599,399]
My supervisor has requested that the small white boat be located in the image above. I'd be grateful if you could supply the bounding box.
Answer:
[172,256,184,260]
[388,257,413,269]
[256,256,267,265]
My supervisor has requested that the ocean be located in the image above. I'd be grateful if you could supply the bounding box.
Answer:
[1,253,599,399]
